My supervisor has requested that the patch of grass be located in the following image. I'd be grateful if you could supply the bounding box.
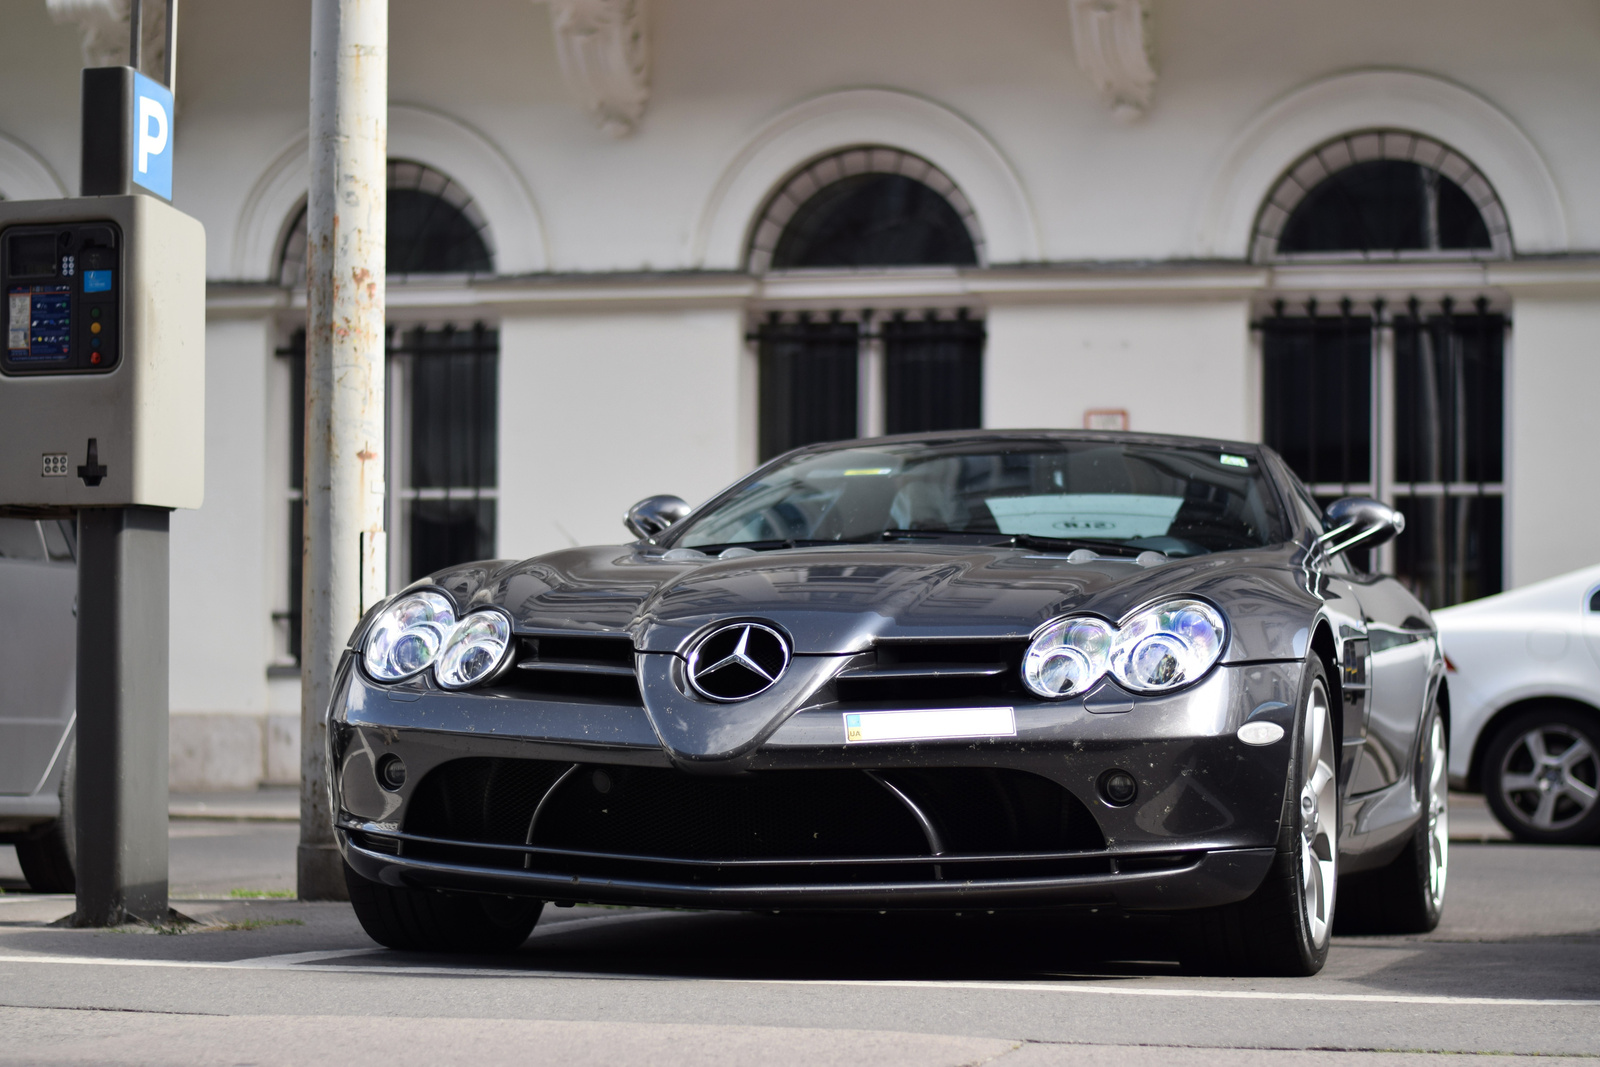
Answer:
[228,888,296,899]
[211,917,305,932]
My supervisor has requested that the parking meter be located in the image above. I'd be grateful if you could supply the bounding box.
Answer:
[0,195,204,509]
[0,57,205,926]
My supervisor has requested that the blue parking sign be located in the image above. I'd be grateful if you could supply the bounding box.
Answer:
[130,71,173,200]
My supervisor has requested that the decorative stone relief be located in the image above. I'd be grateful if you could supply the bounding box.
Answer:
[47,0,166,72]
[1067,0,1156,122]
[546,0,650,138]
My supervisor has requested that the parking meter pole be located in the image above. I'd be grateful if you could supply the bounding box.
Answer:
[73,507,170,926]
[299,0,388,901]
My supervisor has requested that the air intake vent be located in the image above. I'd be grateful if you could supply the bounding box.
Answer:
[500,633,640,703]
[835,640,1027,704]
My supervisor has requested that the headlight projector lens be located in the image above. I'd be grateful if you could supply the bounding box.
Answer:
[1021,599,1227,699]
[435,609,514,689]
[363,592,457,682]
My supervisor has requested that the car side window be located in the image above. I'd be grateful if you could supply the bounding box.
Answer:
[1590,586,1600,612]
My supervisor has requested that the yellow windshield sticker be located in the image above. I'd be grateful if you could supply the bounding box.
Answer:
[843,468,892,476]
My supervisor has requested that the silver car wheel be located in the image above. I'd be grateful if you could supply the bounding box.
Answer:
[1424,715,1449,910]
[1497,724,1600,832]
[1301,677,1338,949]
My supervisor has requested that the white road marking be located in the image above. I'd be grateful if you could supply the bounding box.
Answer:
[229,948,388,967]
[0,952,1596,1008]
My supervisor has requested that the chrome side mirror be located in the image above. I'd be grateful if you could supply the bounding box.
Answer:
[1318,496,1405,556]
[624,495,691,541]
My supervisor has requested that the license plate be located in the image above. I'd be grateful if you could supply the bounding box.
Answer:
[843,706,1016,744]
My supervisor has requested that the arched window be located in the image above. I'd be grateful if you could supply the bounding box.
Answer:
[275,160,494,287]
[1252,131,1510,261]
[748,148,983,274]
[1255,132,1508,608]
[747,149,987,460]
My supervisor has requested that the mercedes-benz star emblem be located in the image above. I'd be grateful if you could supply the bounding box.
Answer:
[685,622,791,702]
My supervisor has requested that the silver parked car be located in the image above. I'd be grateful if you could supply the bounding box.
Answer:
[0,517,77,891]
[1435,564,1600,844]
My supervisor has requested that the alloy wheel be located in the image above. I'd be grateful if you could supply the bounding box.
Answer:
[1497,724,1600,832]
[1424,715,1449,910]
[1300,677,1338,948]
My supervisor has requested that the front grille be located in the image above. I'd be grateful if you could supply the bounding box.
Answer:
[394,757,1106,887]
[497,633,641,703]
[835,640,1028,704]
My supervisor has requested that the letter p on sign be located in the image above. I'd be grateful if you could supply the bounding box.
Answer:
[131,71,173,201]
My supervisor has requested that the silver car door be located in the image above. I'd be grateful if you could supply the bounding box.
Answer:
[0,519,77,795]
[1346,577,1435,795]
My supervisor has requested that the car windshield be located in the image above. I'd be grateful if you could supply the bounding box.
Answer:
[671,439,1287,557]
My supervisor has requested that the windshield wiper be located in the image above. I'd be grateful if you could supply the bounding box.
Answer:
[676,539,841,555]
[1004,533,1152,558]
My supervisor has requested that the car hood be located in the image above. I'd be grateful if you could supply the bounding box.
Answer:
[427,541,1315,662]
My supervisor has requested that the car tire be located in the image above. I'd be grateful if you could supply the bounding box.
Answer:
[15,740,76,894]
[343,862,544,952]
[1181,655,1338,976]
[1336,702,1448,934]
[1482,707,1600,845]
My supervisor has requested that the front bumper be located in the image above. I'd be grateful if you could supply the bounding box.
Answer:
[330,656,1303,912]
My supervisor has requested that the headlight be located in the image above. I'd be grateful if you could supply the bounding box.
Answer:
[435,609,514,689]
[1023,617,1114,698]
[363,592,457,681]
[1022,598,1227,698]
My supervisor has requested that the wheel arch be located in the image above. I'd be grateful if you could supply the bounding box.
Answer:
[1309,619,1343,776]
[1466,695,1600,792]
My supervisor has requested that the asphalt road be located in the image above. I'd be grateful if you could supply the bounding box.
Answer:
[0,811,1594,1067]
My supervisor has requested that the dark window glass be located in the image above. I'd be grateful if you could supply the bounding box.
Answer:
[772,174,978,269]
[1590,588,1600,612]
[387,188,492,276]
[1394,494,1502,609]
[409,500,496,581]
[757,318,859,461]
[883,316,984,435]
[397,324,498,491]
[286,329,306,664]
[1278,161,1491,254]
[1262,311,1372,486]
[1394,308,1504,484]
[390,325,498,581]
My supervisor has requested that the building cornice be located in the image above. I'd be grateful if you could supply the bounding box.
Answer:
[209,257,1600,319]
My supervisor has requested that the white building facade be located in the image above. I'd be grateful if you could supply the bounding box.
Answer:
[4,0,1598,788]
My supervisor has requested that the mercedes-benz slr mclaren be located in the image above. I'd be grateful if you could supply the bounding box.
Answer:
[330,431,1448,975]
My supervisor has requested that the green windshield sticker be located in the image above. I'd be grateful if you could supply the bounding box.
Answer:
[986,494,1184,539]
[1220,454,1249,468]
[843,468,892,476]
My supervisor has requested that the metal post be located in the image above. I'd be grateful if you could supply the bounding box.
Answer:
[74,507,170,926]
[300,0,388,900]
[128,0,142,71]
[163,0,178,94]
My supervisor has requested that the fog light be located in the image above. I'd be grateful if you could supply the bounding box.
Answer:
[1099,769,1138,806]
[376,754,407,791]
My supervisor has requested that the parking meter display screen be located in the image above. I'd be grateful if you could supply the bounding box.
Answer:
[1,222,120,376]
[10,234,57,278]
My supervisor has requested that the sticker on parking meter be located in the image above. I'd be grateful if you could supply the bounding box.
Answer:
[130,72,173,201]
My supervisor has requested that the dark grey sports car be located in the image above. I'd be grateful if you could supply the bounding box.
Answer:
[331,430,1448,975]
